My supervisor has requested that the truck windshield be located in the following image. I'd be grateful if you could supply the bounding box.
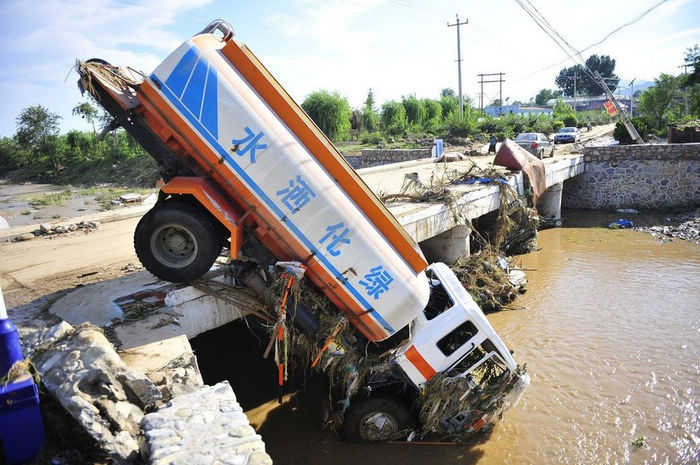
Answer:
[447,339,509,386]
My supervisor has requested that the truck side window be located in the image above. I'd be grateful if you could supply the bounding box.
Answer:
[423,279,454,320]
[437,320,477,356]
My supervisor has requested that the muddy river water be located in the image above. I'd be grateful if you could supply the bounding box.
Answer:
[194,217,699,465]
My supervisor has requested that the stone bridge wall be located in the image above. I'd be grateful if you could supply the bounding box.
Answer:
[357,149,431,168]
[562,143,700,209]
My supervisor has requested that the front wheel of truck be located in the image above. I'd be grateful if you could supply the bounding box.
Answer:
[134,200,223,283]
[343,396,412,442]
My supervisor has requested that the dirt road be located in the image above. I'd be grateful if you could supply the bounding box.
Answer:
[0,215,142,308]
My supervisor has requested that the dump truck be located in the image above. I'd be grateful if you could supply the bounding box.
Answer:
[76,20,529,442]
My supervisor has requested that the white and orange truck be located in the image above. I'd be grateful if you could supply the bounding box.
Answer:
[77,20,528,442]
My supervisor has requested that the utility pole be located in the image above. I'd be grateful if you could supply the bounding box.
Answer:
[573,71,577,112]
[562,73,578,111]
[629,78,636,118]
[477,73,505,112]
[595,71,643,144]
[448,14,468,116]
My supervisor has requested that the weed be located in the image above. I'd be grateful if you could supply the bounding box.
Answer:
[21,210,31,215]
[28,190,72,207]
[631,436,647,448]
[51,214,61,219]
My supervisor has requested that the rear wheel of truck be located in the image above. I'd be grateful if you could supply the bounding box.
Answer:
[343,396,412,442]
[134,200,223,283]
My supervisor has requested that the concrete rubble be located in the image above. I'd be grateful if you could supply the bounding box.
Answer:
[11,220,101,241]
[141,381,272,465]
[29,322,161,463]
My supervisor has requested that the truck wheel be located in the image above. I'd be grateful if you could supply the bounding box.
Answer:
[134,200,222,283]
[343,396,411,442]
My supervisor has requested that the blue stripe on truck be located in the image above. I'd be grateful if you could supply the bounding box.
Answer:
[165,47,219,139]
[151,71,396,335]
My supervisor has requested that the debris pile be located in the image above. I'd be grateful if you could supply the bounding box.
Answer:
[635,209,700,244]
[451,250,527,313]
[12,220,101,241]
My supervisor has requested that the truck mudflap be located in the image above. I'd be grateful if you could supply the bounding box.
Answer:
[80,20,432,342]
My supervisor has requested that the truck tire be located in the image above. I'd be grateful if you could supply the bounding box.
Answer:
[134,200,223,283]
[342,396,412,442]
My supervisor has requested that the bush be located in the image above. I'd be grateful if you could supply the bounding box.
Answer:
[301,90,351,141]
[359,131,384,144]
[613,117,650,144]
[381,101,409,135]
[551,120,565,132]
[562,115,578,128]
[442,111,474,137]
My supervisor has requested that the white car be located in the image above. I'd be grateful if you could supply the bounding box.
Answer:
[553,127,581,143]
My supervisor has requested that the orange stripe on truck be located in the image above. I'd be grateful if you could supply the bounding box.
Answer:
[405,345,437,381]
[215,37,429,275]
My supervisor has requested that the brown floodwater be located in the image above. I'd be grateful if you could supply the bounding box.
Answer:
[193,217,700,465]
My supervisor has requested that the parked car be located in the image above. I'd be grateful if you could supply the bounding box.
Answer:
[553,127,581,144]
[514,132,555,159]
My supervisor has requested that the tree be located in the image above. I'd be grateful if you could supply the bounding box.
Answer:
[639,74,682,130]
[72,101,99,134]
[361,88,379,131]
[555,55,618,96]
[441,88,456,98]
[535,88,554,105]
[439,95,459,118]
[301,90,351,141]
[16,105,61,151]
[491,98,503,108]
[380,101,408,135]
[683,44,699,86]
[401,95,426,125]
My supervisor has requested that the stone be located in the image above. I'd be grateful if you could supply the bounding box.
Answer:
[18,232,35,241]
[40,223,52,233]
[30,323,158,464]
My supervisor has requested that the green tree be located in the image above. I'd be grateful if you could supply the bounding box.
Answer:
[683,44,699,86]
[421,98,443,131]
[639,74,682,130]
[556,55,618,96]
[361,88,379,131]
[301,90,351,141]
[439,95,459,117]
[441,88,456,98]
[72,101,99,134]
[401,95,426,125]
[15,105,64,173]
[535,88,554,105]
[380,101,408,135]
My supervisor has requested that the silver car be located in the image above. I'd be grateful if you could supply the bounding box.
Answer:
[553,127,581,144]
[514,132,555,159]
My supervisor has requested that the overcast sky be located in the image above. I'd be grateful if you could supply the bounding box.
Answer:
[0,0,698,137]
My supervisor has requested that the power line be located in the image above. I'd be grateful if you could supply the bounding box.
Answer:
[512,0,669,82]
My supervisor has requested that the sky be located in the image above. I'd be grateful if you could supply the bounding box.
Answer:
[0,0,698,137]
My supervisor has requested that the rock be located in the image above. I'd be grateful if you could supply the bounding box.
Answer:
[31,323,159,464]
[142,382,271,465]
[40,223,52,233]
[69,224,78,231]
[18,232,36,241]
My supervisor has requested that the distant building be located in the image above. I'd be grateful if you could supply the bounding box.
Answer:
[545,95,630,112]
[483,105,552,117]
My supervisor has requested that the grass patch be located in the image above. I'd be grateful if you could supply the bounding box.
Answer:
[28,190,72,207]
[21,210,31,215]
[77,186,155,210]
